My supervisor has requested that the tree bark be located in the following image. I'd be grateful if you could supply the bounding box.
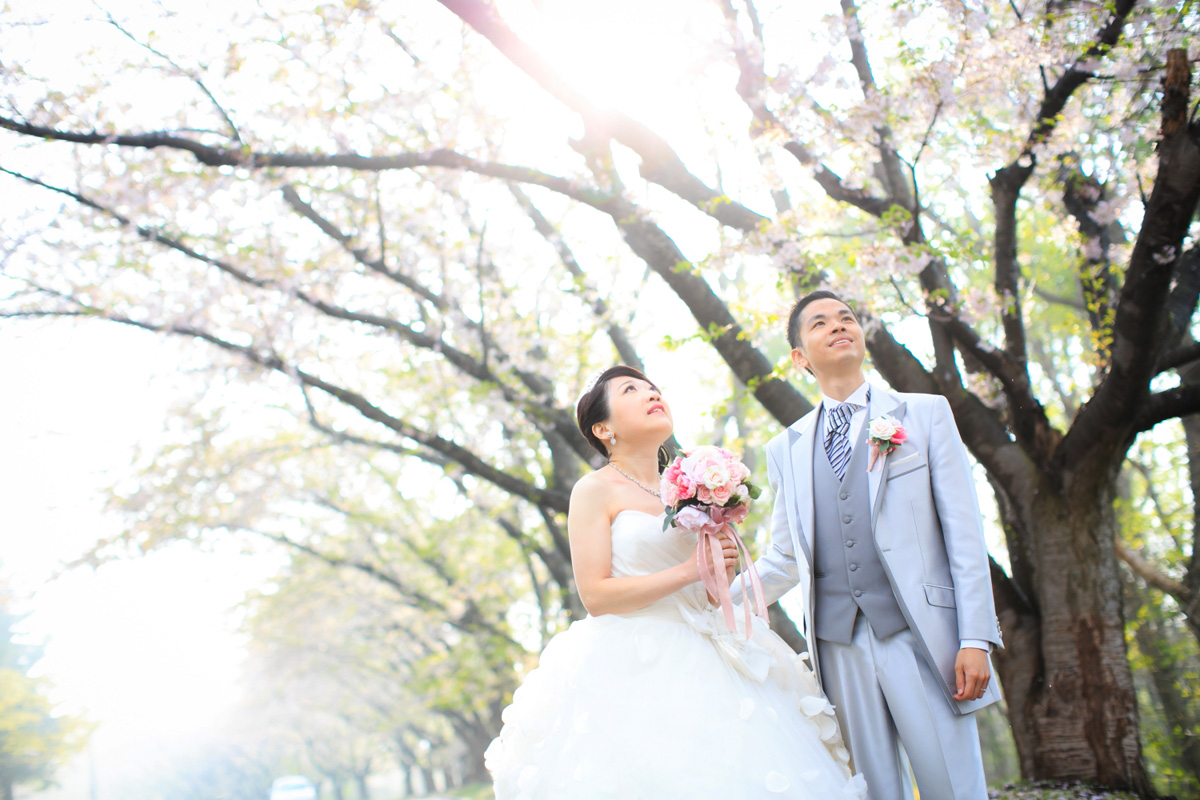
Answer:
[993,475,1152,793]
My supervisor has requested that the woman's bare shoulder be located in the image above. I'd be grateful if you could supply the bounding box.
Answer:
[570,468,618,506]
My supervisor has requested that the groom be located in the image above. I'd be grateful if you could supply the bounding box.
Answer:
[734,290,1002,800]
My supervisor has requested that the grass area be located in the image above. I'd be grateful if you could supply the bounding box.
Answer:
[447,783,494,799]
[987,782,1143,800]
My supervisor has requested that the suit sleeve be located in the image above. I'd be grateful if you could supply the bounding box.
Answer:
[731,441,801,607]
[927,395,1003,648]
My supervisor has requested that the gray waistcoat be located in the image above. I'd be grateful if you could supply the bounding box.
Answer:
[812,409,908,645]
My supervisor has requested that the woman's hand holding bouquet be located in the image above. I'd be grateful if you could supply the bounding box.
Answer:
[660,446,767,638]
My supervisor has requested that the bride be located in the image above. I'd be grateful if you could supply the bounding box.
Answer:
[485,366,867,799]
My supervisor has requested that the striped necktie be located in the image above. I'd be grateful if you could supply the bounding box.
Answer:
[825,402,854,481]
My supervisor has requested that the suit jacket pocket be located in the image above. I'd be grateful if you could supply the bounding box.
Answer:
[924,583,957,609]
[886,453,926,480]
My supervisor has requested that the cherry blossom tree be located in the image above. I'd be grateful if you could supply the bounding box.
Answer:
[2,0,1198,792]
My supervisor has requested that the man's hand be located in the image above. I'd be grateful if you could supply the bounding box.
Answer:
[953,647,990,701]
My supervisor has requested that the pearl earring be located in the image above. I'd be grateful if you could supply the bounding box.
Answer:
[607,433,616,445]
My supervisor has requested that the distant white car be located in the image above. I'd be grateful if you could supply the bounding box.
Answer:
[269,775,317,800]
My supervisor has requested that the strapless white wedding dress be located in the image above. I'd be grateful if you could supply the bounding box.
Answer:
[485,510,868,799]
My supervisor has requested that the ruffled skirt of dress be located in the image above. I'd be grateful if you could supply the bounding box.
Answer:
[485,601,868,799]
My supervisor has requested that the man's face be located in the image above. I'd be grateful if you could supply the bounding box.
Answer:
[791,298,865,376]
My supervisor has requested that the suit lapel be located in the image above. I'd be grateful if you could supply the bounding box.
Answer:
[867,387,906,526]
[788,411,818,564]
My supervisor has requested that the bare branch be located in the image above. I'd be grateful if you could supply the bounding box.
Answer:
[1116,537,1194,605]
[1157,340,1200,374]
[1132,384,1200,433]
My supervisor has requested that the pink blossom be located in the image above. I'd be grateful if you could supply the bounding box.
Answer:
[890,427,908,445]
[696,485,714,504]
[711,483,734,505]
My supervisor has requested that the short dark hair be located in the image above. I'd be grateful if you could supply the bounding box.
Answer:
[786,290,854,350]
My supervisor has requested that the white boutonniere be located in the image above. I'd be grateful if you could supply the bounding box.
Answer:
[867,414,908,471]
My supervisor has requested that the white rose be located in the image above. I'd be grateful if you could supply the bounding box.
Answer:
[868,416,899,441]
[701,460,731,489]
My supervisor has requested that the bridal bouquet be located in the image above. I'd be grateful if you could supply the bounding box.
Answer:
[659,446,767,638]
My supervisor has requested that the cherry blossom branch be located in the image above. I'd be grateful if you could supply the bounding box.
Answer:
[0,115,602,202]
[434,0,768,233]
[276,183,595,459]
[600,191,814,425]
[838,0,914,212]
[8,291,573,512]
[101,10,244,146]
[507,183,644,371]
[279,184,444,308]
[1058,155,1121,361]
[861,313,1035,499]
[988,0,1136,367]
[5,164,587,459]
[1070,49,1200,456]
[0,125,806,425]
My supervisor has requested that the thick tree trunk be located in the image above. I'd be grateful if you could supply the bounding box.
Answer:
[994,477,1152,793]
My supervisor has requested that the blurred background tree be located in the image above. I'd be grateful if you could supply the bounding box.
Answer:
[0,592,91,800]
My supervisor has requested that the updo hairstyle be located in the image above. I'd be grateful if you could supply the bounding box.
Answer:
[575,365,674,470]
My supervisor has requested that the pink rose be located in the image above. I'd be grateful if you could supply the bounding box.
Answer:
[728,459,751,483]
[711,483,734,505]
[660,481,681,507]
[696,485,714,504]
[676,475,695,500]
[890,427,908,445]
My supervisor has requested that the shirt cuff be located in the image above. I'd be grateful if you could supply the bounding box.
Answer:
[960,639,991,652]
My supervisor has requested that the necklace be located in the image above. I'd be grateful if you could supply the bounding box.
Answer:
[607,462,661,497]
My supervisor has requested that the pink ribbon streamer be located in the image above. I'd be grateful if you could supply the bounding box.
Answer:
[695,523,768,640]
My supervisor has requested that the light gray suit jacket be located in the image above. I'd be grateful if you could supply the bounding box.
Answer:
[735,384,1003,715]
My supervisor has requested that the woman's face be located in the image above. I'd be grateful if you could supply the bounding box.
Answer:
[598,376,673,445]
